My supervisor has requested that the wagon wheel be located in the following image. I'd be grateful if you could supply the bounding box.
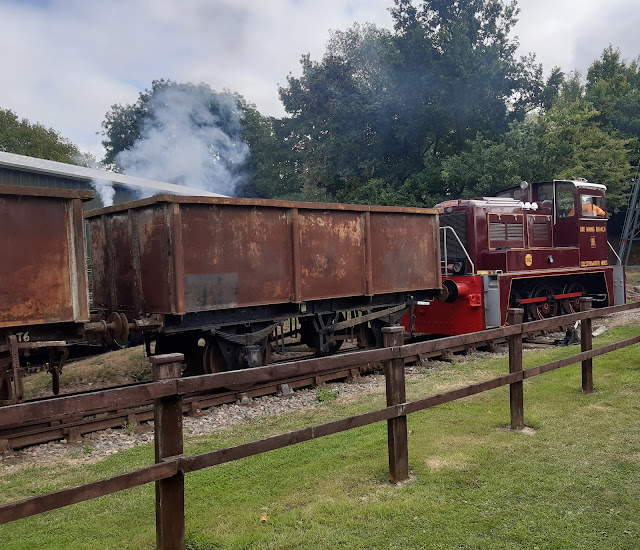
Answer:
[155,333,202,376]
[202,337,255,391]
[526,285,557,321]
[202,337,228,375]
[299,313,346,356]
[560,282,585,315]
[351,311,378,349]
[0,366,12,402]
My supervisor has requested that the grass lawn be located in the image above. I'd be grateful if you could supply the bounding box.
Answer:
[1,325,640,549]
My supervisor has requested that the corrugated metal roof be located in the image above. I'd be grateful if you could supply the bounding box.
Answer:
[0,151,226,197]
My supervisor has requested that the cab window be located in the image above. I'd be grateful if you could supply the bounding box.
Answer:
[535,183,553,203]
[496,188,527,201]
[556,183,575,218]
[580,195,606,217]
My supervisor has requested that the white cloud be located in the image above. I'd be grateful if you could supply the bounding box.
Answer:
[515,0,640,75]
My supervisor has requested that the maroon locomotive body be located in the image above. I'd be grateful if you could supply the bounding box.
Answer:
[405,180,625,335]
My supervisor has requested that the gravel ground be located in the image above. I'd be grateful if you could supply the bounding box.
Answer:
[2,306,639,472]
[0,375,387,472]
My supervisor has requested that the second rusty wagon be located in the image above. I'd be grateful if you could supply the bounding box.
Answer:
[86,195,442,374]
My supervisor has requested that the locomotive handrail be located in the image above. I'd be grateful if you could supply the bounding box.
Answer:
[608,240,622,265]
[440,225,475,275]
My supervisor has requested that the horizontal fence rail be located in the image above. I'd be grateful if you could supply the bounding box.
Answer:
[3,300,637,428]
[0,300,639,549]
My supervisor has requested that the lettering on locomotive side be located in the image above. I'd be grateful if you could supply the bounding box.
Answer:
[524,253,533,267]
[580,260,608,267]
[580,226,605,233]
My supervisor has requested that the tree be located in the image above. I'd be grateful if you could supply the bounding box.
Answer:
[279,24,398,196]
[0,108,81,163]
[388,0,542,150]
[440,99,635,210]
[278,1,545,205]
[234,98,299,199]
[585,46,640,140]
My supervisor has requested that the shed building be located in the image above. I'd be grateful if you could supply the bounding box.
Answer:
[0,151,223,209]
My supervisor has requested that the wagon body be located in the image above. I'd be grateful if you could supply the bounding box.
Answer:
[86,195,441,319]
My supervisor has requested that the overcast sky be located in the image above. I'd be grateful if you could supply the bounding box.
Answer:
[1,0,638,159]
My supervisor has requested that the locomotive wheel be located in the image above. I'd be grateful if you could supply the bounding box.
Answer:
[526,285,557,321]
[560,282,585,314]
[509,290,524,309]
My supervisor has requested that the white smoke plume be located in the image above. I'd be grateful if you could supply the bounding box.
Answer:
[115,85,250,197]
[91,178,115,207]
[72,153,116,207]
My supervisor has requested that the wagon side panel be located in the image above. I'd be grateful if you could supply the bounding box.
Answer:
[180,204,293,311]
[297,209,366,301]
[369,212,441,294]
[138,206,174,314]
[0,194,88,327]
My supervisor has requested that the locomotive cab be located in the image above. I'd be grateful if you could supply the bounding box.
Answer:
[496,179,608,258]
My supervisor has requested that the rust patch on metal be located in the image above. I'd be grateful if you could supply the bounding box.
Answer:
[0,192,90,328]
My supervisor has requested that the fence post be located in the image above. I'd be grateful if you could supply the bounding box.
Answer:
[580,297,594,394]
[150,353,185,550]
[382,326,409,483]
[507,308,524,430]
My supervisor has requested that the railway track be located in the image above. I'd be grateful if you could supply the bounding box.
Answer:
[0,326,576,453]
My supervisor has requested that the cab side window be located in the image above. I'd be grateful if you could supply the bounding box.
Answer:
[580,195,606,217]
[556,184,575,218]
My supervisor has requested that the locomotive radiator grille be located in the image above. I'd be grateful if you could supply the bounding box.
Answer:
[490,221,523,243]
[533,223,549,242]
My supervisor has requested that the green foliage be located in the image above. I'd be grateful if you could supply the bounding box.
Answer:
[97,20,640,210]
[441,99,635,210]
[121,421,137,436]
[316,386,339,403]
[234,99,299,199]
[586,46,640,140]
[0,108,81,163]
[277,1,544,204]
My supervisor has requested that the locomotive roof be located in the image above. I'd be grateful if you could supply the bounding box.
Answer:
[495,179,607,196]
[437,196,524,208]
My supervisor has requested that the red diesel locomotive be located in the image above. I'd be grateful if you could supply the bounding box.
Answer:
[405,179,626,336]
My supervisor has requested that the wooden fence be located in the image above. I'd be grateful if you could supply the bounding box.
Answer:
[1,299,639,549]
